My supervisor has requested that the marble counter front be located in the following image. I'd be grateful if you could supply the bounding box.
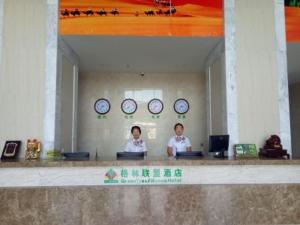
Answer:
[0,157,300,167]
[0,158,300,187]
[0,158,300,225]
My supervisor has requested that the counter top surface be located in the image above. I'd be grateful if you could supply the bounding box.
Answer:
[0,156,299,167]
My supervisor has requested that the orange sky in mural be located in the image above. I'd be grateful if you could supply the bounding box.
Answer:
[59,0,223,37]
[59,0,300,42]
[285,7,300,42]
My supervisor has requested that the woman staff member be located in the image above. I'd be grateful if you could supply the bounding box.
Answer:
[167,123,192,157]
[124,126,147,153]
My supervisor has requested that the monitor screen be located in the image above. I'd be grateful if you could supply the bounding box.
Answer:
[209,135,229,153]
[117,152,144,160]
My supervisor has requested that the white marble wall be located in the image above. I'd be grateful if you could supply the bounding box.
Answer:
[58,37,80,152]
[78,72,207,158]
[0,0,292,160]
[224,0,291,156]
[0,0,47,158]
[205,41,227,136]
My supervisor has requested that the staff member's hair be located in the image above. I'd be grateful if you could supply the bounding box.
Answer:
[174,123,184,130]
[131,126,141,134]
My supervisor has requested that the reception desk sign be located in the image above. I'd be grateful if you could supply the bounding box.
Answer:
[104,167,183,185]
[1,165,300,187]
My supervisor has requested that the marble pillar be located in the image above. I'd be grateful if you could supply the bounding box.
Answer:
[224,0,239,158]
[43,0,59,156]
[274,0,292,156]
[224,0,291,155]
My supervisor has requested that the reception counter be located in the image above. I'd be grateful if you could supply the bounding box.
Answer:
[0,158,300,225]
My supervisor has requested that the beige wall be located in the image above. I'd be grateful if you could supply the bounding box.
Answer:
[289,82,300,158]
[235,0,280,148]
[78,72,207,158]
[0,0,47,157]
[60,56,74,152]
[209,53,226,135]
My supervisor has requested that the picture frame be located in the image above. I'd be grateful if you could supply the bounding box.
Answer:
[1,140,21,160]
[234,144,258,159]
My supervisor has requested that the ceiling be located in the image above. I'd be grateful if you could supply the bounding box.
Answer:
[62,35,221,74]
[62,36,300,83]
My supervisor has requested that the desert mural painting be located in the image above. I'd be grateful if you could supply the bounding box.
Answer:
[59,0,224,37]
[60,0,300,41]
[285,0,300,42]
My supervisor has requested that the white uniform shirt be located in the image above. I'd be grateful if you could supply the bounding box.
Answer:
[124,138,147,152]
[168,136,191,156]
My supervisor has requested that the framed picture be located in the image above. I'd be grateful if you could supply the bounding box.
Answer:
[1,140,21,160]
[234,144,258,159]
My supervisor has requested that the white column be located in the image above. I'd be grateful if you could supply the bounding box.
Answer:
[43,0,59,157]
[274,0,292,156]
[224,0,239,158]
[224,0,291,157]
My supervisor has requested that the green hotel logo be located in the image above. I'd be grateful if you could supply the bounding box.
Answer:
[104,168,119,184]
[104,167,183,185]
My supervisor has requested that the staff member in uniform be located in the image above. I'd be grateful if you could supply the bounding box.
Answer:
[167,123,192,157]
[124,126,147,154]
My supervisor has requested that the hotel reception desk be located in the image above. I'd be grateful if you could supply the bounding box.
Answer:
[0,158,300,225]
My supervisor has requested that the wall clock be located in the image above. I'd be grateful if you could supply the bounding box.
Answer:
[121,98,138,115]
[148,98,164,114]
[174,98,190,114]
[94,98,111,115]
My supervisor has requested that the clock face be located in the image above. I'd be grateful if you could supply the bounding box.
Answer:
[148,99,164,114]
[174,98,190,114]
[121,99,137,115]
[94,98,111,115]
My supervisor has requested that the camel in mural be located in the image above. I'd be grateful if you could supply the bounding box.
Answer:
[145,10,155,16]
[111,9,119,16]
[70,9,80,16]
[61,9,70,17]
[82,9,94,16]
[96,9,107,16]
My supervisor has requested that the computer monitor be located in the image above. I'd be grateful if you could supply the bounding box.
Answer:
[176,151,203,159]
[116,152,145,160]
[63,152,90,161]
[209,135,230,159]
